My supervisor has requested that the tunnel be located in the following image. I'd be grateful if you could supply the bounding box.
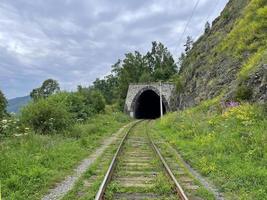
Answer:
[134,90,166,119]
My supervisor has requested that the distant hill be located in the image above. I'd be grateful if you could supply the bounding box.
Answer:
[7,96,31,113]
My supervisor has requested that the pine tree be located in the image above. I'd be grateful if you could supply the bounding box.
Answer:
[184,36,193,54]
[205,21,211,33]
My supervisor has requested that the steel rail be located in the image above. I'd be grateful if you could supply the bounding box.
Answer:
[95,120,142,200]
[147,130,189,200]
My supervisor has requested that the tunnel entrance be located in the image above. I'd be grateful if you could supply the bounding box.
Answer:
[134,90,166,119]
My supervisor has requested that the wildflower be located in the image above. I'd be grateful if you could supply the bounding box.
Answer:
[2,119,7,123]
[225,101,240,108]
[25,127,30,130]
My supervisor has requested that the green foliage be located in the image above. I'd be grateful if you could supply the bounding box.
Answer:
[239,49,267,80]
[170,74,184,93]
[0,117,30,137]
[93,41,177,110]
[0,112,130,200]
[235,85,253,101]
[218,0,267,79]
[176,0,266,105]
[93,74,118,104]
[83,90,106,114]
[30,79,60,101]
[184,36,194,53]
[262,102,267,116]
[222,10,230,20]
[154,102,267,199]
[64,92,88,120]
[20,98,72,134]
[21,87,107,135]
[0,89,7,119]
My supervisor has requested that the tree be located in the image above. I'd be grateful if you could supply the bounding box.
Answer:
[92,41,178,111]
[205,21,211,33]
[0,90,7,119]
[178,52,186,70]
[30,79,60,100]
[145,41,178,81]
[93,74,118,104]
[184,36,193,53]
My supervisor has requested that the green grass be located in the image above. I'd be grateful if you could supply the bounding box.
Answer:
[0,112,130,200]
[62,140,119,200]
[153,101,267,199]
[217,0,267,81]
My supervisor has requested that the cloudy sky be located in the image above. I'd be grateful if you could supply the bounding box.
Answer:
[0,0,228,99]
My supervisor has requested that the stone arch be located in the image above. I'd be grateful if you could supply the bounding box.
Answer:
[130,86,169,118]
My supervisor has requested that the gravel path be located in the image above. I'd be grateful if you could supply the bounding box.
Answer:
[42,122,133,200]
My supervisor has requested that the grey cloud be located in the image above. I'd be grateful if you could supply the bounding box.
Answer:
[0,0,228,98]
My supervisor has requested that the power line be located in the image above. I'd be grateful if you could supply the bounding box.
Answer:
[205,0,220,23]
[175,0,201,56]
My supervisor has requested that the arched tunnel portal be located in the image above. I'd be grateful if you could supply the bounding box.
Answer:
[125,83,175,119]
[132,89,168,119]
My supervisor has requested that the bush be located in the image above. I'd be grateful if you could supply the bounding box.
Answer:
[0,117,30,137]
[262,102,267,116]
[235,85,253,101]
[0,89,7,119]
[20,98,73,134]
[83,90,106,114]
[65,93,90,121]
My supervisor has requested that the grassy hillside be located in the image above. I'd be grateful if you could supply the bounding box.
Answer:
[178,0,267,108]
[152,101,266,199]
[7,96,31,113]
[0,112,130,200]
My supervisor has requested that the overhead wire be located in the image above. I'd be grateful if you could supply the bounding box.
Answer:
[205,0,220,23]
[175,0,222,59]
[175,0,201,56]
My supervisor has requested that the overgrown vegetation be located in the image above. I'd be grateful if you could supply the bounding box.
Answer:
[235,84,253,101]
[0,79,130,200]
[176,0,267,105]
[218,0,267,81]
[153,100,267,199]
[0,112,130,200]
[0,89,7,120]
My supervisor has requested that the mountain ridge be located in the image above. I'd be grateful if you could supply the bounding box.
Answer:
[7,95,31,113]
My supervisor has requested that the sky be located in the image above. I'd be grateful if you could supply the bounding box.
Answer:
[0,0,228,99]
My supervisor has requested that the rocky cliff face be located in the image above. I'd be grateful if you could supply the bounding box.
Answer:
[178,0,267,108]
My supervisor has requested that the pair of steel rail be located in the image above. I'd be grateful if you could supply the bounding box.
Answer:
[95,120,188,200]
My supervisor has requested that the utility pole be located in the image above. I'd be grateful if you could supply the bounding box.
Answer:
[159,81,163,119]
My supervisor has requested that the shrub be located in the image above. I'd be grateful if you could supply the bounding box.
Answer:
[235,85,253,101]
[0,117,30,137]
[0,89,7,119]
[83,90,106,114]
[65,93,90,121]
[20,98,72,134]
[262,102,267,116]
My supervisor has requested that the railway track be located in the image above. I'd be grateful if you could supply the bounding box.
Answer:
[95,121,188,200]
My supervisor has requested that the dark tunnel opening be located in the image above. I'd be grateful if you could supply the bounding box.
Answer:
[134,90,166,119]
